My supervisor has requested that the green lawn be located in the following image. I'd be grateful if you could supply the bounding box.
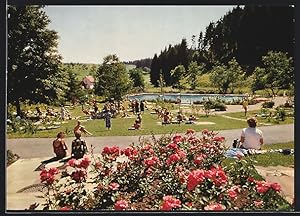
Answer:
[8,104,252,138]
[223,110,294,126]
[223,142,294,168]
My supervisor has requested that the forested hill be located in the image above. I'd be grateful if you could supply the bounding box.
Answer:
[150,5,294,87]
[123,58,152,69]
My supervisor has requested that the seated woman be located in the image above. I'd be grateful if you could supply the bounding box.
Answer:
[162,112,171,125]
[240,117,263,150]
[128,113,142,130]
[176,112,184,123]
[53,132,68,159]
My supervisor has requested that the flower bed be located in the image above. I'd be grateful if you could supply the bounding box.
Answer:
[38,129,292,211]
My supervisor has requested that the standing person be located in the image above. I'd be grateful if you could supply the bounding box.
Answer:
[240,117,263,150]
[60,105,66,120]
[74,120,93,135]
[93,101,99,114]
[71,131,87,159]
[53,132,68,159]
[135,100,140,114]
[140,100,145,114]
[104,109,112,130]
[242,99,249,116]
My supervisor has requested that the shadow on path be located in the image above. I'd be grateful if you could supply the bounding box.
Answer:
[34,156,72,171]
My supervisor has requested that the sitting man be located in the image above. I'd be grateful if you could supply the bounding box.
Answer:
[240,117,263,150]
[71,131,88,159]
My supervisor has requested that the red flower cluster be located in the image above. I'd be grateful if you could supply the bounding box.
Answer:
[144,156,160,167]
[255,181,281,193]
[59,206,72,211]
[114,200,128,210]
[227,185,240,200]
[67,156,91,169]
[187,169,206,191]
[166,149,186,166]
[173,135,184,144]
[206,166,228,186]
[102,146,120,156]
[161,195,181,211]
[121,147,138,160]
[40,167,59,185]
[213,136,225,142]
[193,154,207,165]
[71,169,87,183]
[254,200,264,207]
[109,182,120,191]
[204,203,226,211]
[166,142,178,150]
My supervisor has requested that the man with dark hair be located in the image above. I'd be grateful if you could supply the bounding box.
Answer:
[240,117,263,150]
[71,131,88,159]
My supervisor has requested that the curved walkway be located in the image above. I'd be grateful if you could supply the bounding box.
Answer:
[7,124,294,159]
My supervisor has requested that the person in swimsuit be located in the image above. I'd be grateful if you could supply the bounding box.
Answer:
[53,132,68,159]
[74,120,93,135]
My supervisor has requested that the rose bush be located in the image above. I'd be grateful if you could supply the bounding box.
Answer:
[38,129,291,211]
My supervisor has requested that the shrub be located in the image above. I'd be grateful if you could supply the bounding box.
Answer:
[38,129,290,211]
[262,101,275,108]
[7,150,20,166]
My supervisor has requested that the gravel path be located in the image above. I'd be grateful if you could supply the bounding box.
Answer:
[7,124,294,159]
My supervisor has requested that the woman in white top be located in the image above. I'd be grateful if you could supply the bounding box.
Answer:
[240,117,263,150]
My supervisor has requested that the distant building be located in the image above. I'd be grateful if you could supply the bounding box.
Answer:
[81,75,95,89]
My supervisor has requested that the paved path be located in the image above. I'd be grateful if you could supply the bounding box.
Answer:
[7,124,294,159]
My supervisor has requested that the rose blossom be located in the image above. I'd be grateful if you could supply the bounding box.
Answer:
[166,153,180,166]
[187,169,205,191]
[254,200,264,208]
[256,181,271,194]
[78,156,91,169]
[166,142,178,150]
[114,200,128,210]
[40,168,59,185]
[161,196,181,211]
[71,169,87,183]
[173,135,183,144]
[109,182,120,191]
[204,203,226,211]
[59,206,72,211]
[102,146,120,156]
[213,136,225,142]
[271,182,281,192]
[144,156,159,167]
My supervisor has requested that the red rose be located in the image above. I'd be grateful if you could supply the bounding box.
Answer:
[161,196,181,211]
[256,181,270,194]
[227,188,238,200]
[204,203,226,211]
[166,142,178,150]
[247,177,255,182]
[187,169,205,191]
[79,156,91,169]
[166,153,181,166]
[213,136,225,142]
[173,135,183,144]
[271,182,281,192]
[121,147,138,160]
[254,200,264,207]
[109,182,120,191]
[144,156,159,167]
[71,169,87,183]
[207,166,228,186]
[40,168,59,185]
[114,200,128,210]
[194,154,206,165]
[59,206,72,211]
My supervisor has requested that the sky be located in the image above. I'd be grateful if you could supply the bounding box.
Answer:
[44,5,236,63]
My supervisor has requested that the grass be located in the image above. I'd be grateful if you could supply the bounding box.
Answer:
[8,103,254,138]
[223,142,294,168]
[223,110,294,126]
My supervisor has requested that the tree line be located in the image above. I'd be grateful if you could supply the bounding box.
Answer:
[150,5,294,89]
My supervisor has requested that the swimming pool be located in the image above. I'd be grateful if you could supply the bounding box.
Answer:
[127,93,246,104]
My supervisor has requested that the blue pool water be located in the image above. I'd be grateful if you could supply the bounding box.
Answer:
[127,93,246,104]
